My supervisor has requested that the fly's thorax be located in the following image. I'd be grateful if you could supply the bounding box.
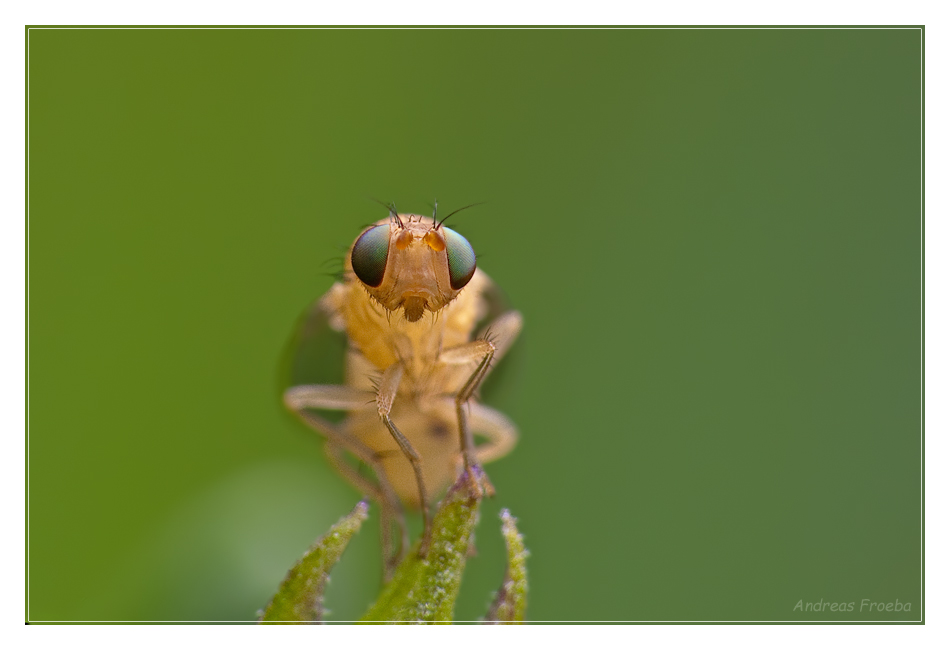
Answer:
[346,216,477,323]
[338,268,491,380]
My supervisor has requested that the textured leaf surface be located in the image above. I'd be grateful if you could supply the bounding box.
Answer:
[259,500,368,623]
[485,508,529,623]
[359,467,485,623]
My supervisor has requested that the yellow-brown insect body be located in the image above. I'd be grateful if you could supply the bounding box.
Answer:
[321,216,494,506]
[285,208,520,566]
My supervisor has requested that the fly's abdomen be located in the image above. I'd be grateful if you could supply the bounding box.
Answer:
[348,400,461,510]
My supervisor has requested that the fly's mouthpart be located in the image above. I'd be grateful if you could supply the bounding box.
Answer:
[403,296,427,322]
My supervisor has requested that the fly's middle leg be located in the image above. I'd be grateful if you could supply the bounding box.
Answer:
[376,363,433,556]
[468,402,518,464]
[324,441,407,579]
[284,384,407,573]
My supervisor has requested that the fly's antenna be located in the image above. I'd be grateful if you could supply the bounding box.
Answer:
[389,201,404,228]
[369,197,404,227]
[436,201,485,230]
[431,198,439,228]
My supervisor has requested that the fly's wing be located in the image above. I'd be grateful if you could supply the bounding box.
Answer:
[277,297,348,422]
[473,279,524,412]
[475,275,511,330]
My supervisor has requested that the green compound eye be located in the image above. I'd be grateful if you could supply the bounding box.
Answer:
[351,225,390,287]
[443,227,476,290]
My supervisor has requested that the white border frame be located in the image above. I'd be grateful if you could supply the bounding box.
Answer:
[5,2,947,647]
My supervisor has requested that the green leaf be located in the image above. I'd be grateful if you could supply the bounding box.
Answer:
[359,467,485,623]
[259,500,368,624]
[484,508,529,623]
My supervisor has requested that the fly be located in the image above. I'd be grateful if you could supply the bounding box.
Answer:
[283,201,522,575]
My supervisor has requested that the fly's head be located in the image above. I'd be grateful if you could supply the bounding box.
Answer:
[348,207,477,322]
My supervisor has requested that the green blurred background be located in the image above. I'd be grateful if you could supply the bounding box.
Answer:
[27,28,922,622]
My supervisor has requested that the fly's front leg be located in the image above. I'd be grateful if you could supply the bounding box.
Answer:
[441,310,522,497]
[376,364,432,556]
[284,384,407,572]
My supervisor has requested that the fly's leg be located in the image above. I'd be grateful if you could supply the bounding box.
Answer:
[323,440,385,502]
[457,347,496,497]
[468,402,518,464]
[376,363,432,556]
[475,310,523,367]
[441,310,523,497]
[324,441,407,580]
[284,385,408,574]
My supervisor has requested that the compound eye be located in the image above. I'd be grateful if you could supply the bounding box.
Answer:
[351,225,390,287]
[443,227,477,290]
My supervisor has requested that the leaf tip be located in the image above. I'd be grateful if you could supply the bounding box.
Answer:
[485,507,528,624]
[259,500,369,624]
